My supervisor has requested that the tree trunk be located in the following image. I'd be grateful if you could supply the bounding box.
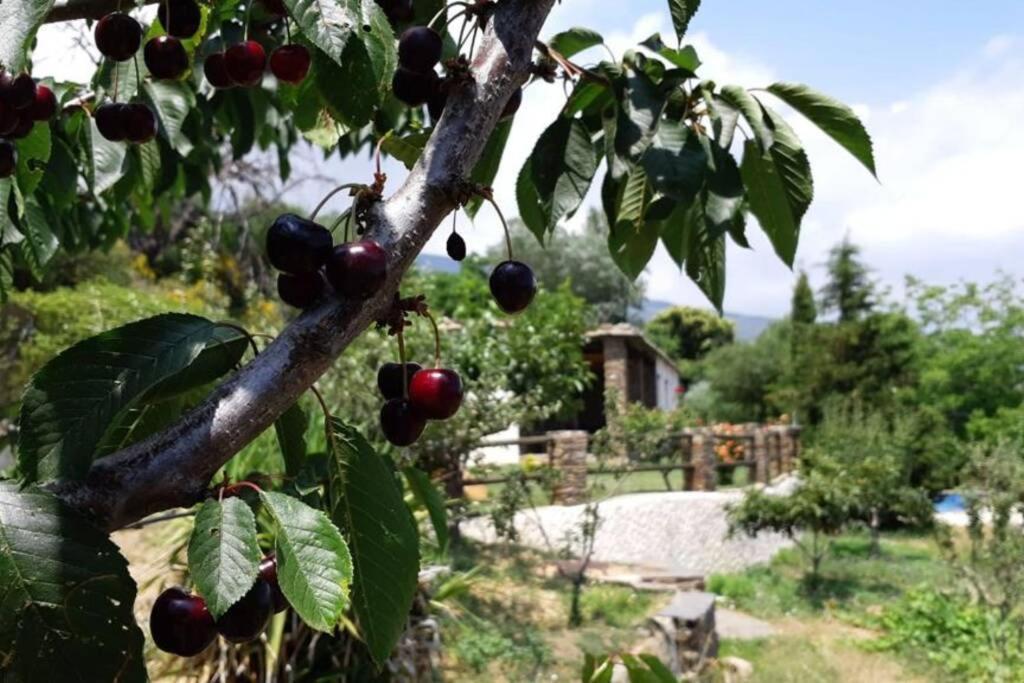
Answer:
[869,507,881,558]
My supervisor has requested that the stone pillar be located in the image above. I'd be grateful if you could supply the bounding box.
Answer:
[790,426,802,471]
[686,428,717,492]
[602,337,629,415]
[549,430,589,505]
[752,428,769,484]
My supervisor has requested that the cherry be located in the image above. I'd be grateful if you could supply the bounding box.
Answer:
[0,102,18,136]
[95,102,128,141]
[29,85,57,121]
[5,74,37,111]
[377,362,423,400]
[398,27,442,73]
[203,53,233,89]
[260,0,287,17]
[376,0,414,24]
[489,260,536,314]
[258,555,289,614]
[215,579,273,643]
[392,67,438,107]
[501,87,523,120]
[446,232,466,262]
[266,213,332,273]
[325,240,388,299]
[270,45,311,84]
[144,36,189,80]
[124,103,158,144]
[225,41,267,87]
[277,272,324,309]
[9,113,34,140]
[150,587,217,657]
[157,0,202,38]
[409,368,463,420]
[380,398,426,446]
[0,140,16,179]
[94,12,143,62]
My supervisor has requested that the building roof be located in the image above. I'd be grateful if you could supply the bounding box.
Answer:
[585,323,679,372]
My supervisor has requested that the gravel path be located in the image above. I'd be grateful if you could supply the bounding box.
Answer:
[463,479,796,576]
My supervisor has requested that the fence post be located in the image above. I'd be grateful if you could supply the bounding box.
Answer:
[549,431,589,505]
[688,428,717,492]
[752,428,769,484]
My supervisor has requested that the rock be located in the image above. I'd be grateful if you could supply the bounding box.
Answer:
[721,655,754,681]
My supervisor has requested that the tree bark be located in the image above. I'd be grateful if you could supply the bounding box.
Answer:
[51,0,558,531]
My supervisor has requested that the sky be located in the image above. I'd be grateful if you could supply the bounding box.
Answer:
[33,1,1024,317]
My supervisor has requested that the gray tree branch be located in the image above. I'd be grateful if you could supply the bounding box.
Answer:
[51,0,557,531]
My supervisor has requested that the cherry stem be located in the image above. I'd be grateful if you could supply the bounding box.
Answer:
[451,210,458,234]
[397,327,409,399]
[222,480,264,497]
[485,194,514,261]
[374,132,392,178]
[424,310,442,368]
[132,53,142,94]
[345,194,359,243]
[112,61,120,103]
[215,321,261,357]
[164,0,172,36]
[310,183,364,222]
[428,3,470,31]
[285,17,292,44]
[308,383,333,446]
[244,0,254,41]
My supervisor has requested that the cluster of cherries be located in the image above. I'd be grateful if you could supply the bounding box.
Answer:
[0,70,58,179]
[266,210,387,309]
[151,554,286,657]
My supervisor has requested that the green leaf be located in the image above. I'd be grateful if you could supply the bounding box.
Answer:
[275,400,309,478]
[87,119,127,194]
[93,393,190,458]
[548,27,604,59]
[639,34,700,72]
[719,85,773,151]
[143,80,196,156]
[0,482,146,682]
[608,166,657,280]
[261,491,353,633]
[381,131,430,170]
[767,82,876,177]
[516,117,599,243]
[404,467,449,554]
[686,226,726,311]
[142,325,248,401]
[356,0,399,100]
[15,123,51,196]
[465,118,513,217]
[564,79,612,118]
[701,135,744,236]
[615,71,666,164]
[188,498,262,619]
[640,118,706,202]
[327,418,419,665]
[0,0,55,72]
[15,196,58,279]
[18,313,222,483]
[700,86,739,149]
[638,654,677,683]
[316,44,378,128]
[667,0,702,44]
[284,0,359,65]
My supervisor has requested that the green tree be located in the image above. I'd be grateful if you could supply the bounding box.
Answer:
[820,237,873,322]
[791,270,817,324]
[645,305,735,370]
[697,321,791,422]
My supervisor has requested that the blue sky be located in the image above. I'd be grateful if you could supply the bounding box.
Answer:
[34,1,1024,317]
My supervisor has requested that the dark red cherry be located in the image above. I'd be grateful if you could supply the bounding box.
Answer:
[277,271,324,308]
[29,85,57,121]
[266,213,332,274]
[95,102,127,141]
[0,102,18,136]
[380,398,426,447]
[203,53,233,88]
[124,103,157,143]
[325,240,388,299]
[270,45,311,84]
[150,587,217,657]
[376,0,414,24]
[144,36,189,80]
[5,74,37,110]
[377,362,423,400]
[157,0,202,38]
[501,87,523,120]
[9,113,34,140]
[398,27,442,73]
[446,232,466,262]
[0,140,16,179]
[225,41,267,87]
[258,555,288,614]
[489,260,536,314]
[408,368,463,420]
[94,12,143,62]
[215,579,273,643]
[392,67,438,107]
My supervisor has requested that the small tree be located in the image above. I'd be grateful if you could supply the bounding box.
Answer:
[820,237,874,323]
[645,305,735,371]
[791,270,817,325]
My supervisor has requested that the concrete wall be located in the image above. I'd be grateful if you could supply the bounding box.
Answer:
[655,355,680,411]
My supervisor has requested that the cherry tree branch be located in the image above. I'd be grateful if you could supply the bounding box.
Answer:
[51,0,557,532]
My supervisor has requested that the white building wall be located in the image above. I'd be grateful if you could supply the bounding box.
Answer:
[655,356,680,411]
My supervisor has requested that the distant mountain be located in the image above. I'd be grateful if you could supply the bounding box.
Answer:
[414,254,776,341]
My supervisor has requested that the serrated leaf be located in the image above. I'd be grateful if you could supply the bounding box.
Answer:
[316,45,378,128]
[701,87,739,149]
[143,80,195,156]
[327,418,418,665]
[638,654,677,683]
[0,0,55,73]
[15,123,51,196]
[564,79,611,118]
[767,81,876,177]
[275,400,309,478]
[701,134,744,236]
[0,482,146,682]
[260,491,353,633]
[615,70,666,164]
[686,226,726,312]
[87,119,127,194]
[548,27,604,58]
[608,166,657,280]
[516,117,599,243]
[640,118,706,203]
[404,467,449,553]
[188,498,262,619]
[18,313,221,483]
[15,196,58,279]
[667,0,701,45]
[719,85,773,151]
[381,131,430,170]
[284,0,359,66]
[465,118,513,217]
[143,325,248,401]
[639,34,700,72]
